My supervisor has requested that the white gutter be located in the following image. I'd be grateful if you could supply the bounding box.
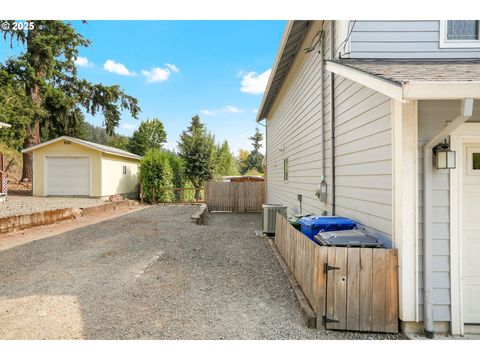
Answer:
[422,98,474,338]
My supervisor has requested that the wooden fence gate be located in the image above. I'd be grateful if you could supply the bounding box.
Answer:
[204,181,265,212]
[274,214,398,333]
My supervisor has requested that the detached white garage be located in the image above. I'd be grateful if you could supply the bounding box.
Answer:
[22,136,141,198]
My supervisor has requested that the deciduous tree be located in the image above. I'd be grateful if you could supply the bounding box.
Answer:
[128,118,167,156]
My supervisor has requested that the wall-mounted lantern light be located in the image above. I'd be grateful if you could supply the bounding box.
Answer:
[434,142,456,170]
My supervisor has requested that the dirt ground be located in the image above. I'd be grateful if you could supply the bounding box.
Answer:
[0,206,406,340]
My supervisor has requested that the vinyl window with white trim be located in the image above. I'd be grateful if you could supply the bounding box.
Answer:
[440,20,480,48]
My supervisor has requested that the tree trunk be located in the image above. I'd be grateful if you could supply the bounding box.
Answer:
[21,120,40,181]
[21,23,43,181]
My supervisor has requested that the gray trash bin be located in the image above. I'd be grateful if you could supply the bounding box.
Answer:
[314,229,384,248]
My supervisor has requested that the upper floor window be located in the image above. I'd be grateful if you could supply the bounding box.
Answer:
[440,20,480,48]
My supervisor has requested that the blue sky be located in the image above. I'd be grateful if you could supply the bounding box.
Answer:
[1,20,286,154]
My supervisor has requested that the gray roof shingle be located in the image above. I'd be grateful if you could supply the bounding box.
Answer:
[329,59,480,85]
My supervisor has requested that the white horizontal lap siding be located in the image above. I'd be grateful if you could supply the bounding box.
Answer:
[333,75,393,247]
[266,21,328,216]
[350,20,480,59]
[417,100,480,322]
[417,100,457,322]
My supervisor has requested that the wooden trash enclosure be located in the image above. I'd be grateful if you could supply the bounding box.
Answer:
[274,214,398,333]
[204,181,265,212]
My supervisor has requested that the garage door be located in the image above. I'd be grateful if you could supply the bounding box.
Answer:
[46,156,90,196]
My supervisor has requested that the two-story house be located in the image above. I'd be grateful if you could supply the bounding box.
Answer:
[257,20,480,337]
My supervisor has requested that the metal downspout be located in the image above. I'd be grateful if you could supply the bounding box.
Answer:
[320,31,326,197]
[329,21,336,215]
[422,98,474,338]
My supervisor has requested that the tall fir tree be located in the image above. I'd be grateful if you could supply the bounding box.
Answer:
[1,20,140,180]
[213,140,239,177]
[246,128,264,174]
[177,115,215,200]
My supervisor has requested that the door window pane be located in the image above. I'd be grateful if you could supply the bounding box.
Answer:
[473,153,480,170]
[447,20,479,40]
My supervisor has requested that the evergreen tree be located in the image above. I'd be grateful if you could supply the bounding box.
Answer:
[246,128,264,173]
[81,122,111,144]
[1,20,140,180]
[177,115,215,200]
[213,140,239,177]
[128,118,167,156]
[0,68,35,150]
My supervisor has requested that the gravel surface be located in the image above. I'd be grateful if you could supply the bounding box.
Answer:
[0,195,106,218]
[0,206,406,339]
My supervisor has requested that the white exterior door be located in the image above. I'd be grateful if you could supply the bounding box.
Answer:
[46,156,90,196]
[462,144,480,323]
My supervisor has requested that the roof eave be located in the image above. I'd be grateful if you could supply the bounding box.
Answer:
[256,21,295,122]
[256,21,312,122]
[326,60,404,101]
[403,81,480,100]
[326,61,480,101]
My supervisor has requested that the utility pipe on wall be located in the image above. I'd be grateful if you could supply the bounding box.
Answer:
[422,98,474,338]
[329,21,336,215]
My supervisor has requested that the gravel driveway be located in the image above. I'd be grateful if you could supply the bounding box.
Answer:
[0,195,106,218]
[0,206,406,339]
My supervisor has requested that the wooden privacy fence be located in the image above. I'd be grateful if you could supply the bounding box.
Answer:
[204,181,265,212]
[274,214,398,333]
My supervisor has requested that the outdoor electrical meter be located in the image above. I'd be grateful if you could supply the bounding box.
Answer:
[316,180,327,203]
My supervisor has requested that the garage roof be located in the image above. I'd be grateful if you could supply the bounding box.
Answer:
[22,136,142,160]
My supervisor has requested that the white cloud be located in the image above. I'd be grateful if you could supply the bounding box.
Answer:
[252,109,258,113]
[201,109,216,116]
[103,59,136,76]
[120,123,136,130]
[222,105,244,113]
[240,69,271,95]
[74,56,93,68]
[141,67,171,83]
[200,105,244,116]
[165,63,180,73]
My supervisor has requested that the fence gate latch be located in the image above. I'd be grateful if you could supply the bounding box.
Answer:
[322,315,339,325]
[324,263,340,274]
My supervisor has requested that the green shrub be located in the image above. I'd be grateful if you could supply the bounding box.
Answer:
[139,148,174,203]
[164,152,185,201]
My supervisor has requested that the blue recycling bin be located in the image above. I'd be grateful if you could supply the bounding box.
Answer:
[298,216,357,241]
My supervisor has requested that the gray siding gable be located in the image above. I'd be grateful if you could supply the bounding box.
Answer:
[349,20,480,59]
